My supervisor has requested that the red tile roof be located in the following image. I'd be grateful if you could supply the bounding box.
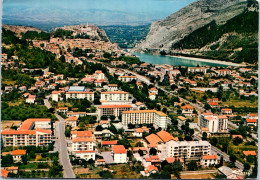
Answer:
[157,130,177,143]
[112,145,127,154]
[102,140,117,145]
[166,157,184,163]
[145,165,158,173]
[74,150,95,153]
[20,118,51,131]
[36,128,52,134]
[98,104,132,109]
[181,105,193,109]
[232,135,243,139]
[133,147,147,151]
[243,151,257,156]
[1,130,36,135]
[11,150,26,156]
[1,169,9,178]
[145,134,163,145]
[202,155,218,160]
[246,119,257,123]
[72,137,93,142]
[71,131,92,137]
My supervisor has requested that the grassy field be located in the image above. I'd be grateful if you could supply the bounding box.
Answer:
[2,80,16,85]
[180,173,215,179]
[7,98,24,106]
[220,99,257,108]
[1,120,22,130]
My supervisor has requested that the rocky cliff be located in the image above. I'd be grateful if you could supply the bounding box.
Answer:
[133,0,249,53]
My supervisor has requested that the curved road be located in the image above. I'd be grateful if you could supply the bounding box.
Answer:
[44,99,75,178]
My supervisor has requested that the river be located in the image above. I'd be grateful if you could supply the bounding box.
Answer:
[132,53,233,67]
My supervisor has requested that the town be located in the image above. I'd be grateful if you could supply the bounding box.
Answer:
[1,23,258,179]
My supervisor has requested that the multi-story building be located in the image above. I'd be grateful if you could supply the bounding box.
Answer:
[198,113,228,133]
[181,105,194,116]
[100,91,131,105]
[106,84,118,91]
[65,91,94,101]
[122,110,169,129]
[166,140,211,159]
[1,119,53,147]
[118,75,137,82]
[188,67,207,74]
[72,137,95,160]
[97,104,133,119]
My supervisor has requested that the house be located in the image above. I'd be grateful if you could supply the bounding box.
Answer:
[165,157,184,166]
[101,140,117,147]
[52,91,59,102]
[5,167,18,174]
[118,75,137,82]
[246,119,257,127]
[181,105,193,116]
[232,135,243,139]
[221,108,232,115]
[145,155,161,166]
[142,165,158,176]
[149,93,156,100]
[132,147,147,155]
[247,113,258,120]
[201,155,218,167]
[133,128,144,137]
[99,120,109,128]
[57,107,68,113]
[65,116,78,127]
[95,159,106,166]
[145,133,163,148]
[112,145,127,163]
[149,88,158,95]
[11,150,27,162]
[177,116,187,128]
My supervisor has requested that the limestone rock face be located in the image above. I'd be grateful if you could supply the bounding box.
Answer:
[133,0,248,53]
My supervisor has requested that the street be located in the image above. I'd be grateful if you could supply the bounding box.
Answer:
[44,98,75,178]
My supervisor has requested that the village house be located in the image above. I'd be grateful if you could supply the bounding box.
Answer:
[65,116,78,127]
[101,140,117,148]
[118,75,137,82]
[112,145,127,163]
[72,137,95,160]
[200,155,218,167]
[181,105,194,116]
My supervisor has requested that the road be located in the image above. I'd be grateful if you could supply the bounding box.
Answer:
[55,113,76,178]
[181,170,217,175]
[44,98,75,178]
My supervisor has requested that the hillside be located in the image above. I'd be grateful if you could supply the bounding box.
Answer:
[171,10,258,64]
[133,0,258,64]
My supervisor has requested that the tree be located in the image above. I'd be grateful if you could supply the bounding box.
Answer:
[229,154,237,163]
[128,123,135,129]
[95,125,103,131]
[149,148,157,155]
[160,170,171,179]
[202,132,207,140]
[211,137,218,146]
[243,163,250,172]
[233,137,243,146]
[138,150,144,156]
[110,115,116,121]
[172,160,183,171]
[1,154,13,167]
[21,155,28,165]
[162,107,167,113]
[187,160,198,171]
[219,156,224,167]
[101,115,108,120]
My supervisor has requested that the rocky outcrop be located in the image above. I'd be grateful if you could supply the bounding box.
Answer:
[133,0,248,53]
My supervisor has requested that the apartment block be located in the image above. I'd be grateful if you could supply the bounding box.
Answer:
[166,140,211,159]
[198,113,228,133]
[122,110,169,129]
[100,91,130,105]
[97,104,133,119]
[1,119,53,147]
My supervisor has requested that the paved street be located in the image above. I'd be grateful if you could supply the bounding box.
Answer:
[44,98,75,178]
[44,98,52,109]
[55,113,76,178]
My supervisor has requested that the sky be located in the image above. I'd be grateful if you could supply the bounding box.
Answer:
[3,0,196,31]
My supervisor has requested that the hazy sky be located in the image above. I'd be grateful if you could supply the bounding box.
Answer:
[3,0,196,30]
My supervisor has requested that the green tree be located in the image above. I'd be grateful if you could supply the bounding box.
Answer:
[149,148,157,155]
[187,160,198,171]
[229,154,237,163]
[1,154,13,167]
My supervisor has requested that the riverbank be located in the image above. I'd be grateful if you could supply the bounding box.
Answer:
[166,55,246,67]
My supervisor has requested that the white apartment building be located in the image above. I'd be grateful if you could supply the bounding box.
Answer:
[1,118,53,147]
[100,91,131,105]
[52,91,59,102]
[72,137,96,160]
[122,110,169,129]
[94,70,105,80]
[188,67,207,74]
[112,145,127,163]
[97,104,133,119]
[118,75,137,82]
[198,113,228,133]
[66,91,94,101]
[166,140,211,159]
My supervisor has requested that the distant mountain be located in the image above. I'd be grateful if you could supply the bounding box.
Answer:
[133,0,258,64]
